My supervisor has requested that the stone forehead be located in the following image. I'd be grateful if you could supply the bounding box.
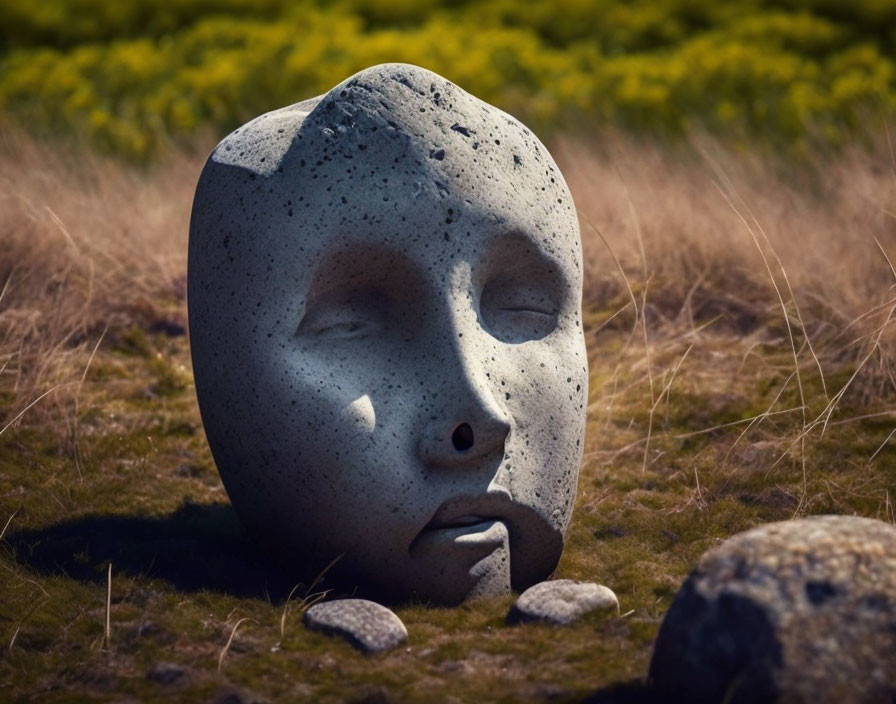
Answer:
[300,62,541,159]
[211,62,563,194]
[200,62,580,291]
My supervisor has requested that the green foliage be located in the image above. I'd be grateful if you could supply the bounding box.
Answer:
[0,2,894,156]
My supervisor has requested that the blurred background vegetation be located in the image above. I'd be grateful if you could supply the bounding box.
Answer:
[1,0,895,159]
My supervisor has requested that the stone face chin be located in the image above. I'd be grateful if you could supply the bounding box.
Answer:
[188,63,587,604]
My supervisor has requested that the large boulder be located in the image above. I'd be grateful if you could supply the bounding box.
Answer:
[649,515,896,703]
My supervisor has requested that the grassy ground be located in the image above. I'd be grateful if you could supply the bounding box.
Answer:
[1,131,895,702]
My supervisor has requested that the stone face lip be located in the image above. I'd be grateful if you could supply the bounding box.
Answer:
[303,599,408,654]
[507,579,619,625]
[649,515,896,704]
[188,62,587,605]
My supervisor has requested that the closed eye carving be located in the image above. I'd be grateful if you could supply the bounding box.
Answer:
[480,279,559,343]
[308,316,374,339]
[476,230,572,343]
[497,304,554,315]
[297,289,387,342]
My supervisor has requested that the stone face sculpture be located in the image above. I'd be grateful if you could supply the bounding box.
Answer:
[188,63,587,604]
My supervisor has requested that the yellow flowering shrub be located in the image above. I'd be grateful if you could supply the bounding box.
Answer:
[0,1,893,158]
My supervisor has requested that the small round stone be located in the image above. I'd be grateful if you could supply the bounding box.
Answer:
[303,599,407,654]
[507,579,619,625]
[649,515,896,704]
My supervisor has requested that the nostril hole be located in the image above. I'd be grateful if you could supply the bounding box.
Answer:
[452,423,475,452]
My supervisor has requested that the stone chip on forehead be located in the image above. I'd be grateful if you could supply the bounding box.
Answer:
[212,96,321,176]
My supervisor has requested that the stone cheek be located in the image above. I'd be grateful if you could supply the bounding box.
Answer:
[649,515,896,704]
[188,63,587,605]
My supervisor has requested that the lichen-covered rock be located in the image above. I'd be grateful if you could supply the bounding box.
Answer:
[508,579,618,625]
[649,515,896,704]
[304,599,408,654]
[188,63,587,604]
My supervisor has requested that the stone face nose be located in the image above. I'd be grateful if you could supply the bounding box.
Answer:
[416,401,511,467]
[416,317,511,467]
[451,423,475,451]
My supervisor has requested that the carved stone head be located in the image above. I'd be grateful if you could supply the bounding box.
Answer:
[188,63,587,604]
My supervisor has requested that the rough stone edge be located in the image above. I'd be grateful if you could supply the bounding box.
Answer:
[211,96,322,177]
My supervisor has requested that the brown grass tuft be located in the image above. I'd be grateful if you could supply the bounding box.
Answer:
[2,129,895,474]
[0,131,202,430]
[559,132,896,418]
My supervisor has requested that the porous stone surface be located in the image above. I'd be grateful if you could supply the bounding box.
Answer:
[304,599,408,653]
[188,63,587,604]
[507,579,619,625]
[649,515,896,704]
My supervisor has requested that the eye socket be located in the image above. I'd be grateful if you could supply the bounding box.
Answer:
[307,315,376,340]
[477,230,571,343]
[480,279,559,343]
[297,289,387,342]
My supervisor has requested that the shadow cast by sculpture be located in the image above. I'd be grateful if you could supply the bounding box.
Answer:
[581,681,660,704]
[6,502,303,601]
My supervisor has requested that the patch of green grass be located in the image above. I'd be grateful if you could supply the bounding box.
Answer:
[2,310,894,701]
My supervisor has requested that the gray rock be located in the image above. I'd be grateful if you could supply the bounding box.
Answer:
[649,515,896,704]
[304,599,407,653]
[508,579,619,625]
[188,63,587,604]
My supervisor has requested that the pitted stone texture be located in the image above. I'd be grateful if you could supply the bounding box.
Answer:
[304,599,407,653]
[213,96,321,177]
[508,579,619,625]
[649,516,896,704]
[188,63,587,605]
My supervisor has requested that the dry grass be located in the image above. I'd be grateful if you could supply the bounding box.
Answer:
[3,131,894,436]
[0,131,198,427]
[1,130,895,701]
[3,130,895,430]
[556,133,896,501]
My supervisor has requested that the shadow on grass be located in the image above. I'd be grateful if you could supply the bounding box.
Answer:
[9,503,669,700]
[581,681,660,703]
[6,502,302,601]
